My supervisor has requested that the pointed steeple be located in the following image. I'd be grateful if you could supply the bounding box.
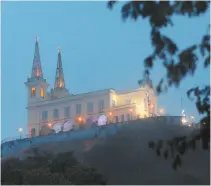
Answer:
[54,47,65,89]
[31,36,43,79]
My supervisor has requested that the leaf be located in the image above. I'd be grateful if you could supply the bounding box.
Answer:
[204,55,210,68]
[195,1,209,15]
[107,1,117,9]
[121,2,132,20]
[144,55,154,68]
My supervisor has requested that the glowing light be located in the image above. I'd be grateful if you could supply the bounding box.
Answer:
[129,109,133,112]
[188,124,191,127]
[36,70,40,77]
[182,110,186,117]
[150,104,154,109]
[159,108,164,114]
[59,81,63,88]
[40,87,44,97]
[191,116,194,120]
[48,123,52,127]
[78,117,82,122]
[31,87,36,97]
[18,128,23,132]
[109,112,112,116]
[181,118,187,124]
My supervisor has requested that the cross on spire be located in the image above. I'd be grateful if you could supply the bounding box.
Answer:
[31,36,43,79]
[54,47,65,89]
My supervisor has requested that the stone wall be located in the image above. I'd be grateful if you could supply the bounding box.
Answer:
[1,116,182,159]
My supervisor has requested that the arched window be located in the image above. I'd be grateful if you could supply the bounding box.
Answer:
[31,87,36,97]
[40,87,44,98]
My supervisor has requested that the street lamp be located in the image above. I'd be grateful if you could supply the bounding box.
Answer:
[78,117,82,122]
[159,108,164,115]
[18,128,23,139]
[190,116,195,125]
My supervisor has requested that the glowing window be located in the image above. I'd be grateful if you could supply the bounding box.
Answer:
[40,87,44,97]
[31,87,36,97]
[36,70,40,77]
[59,81,63,88]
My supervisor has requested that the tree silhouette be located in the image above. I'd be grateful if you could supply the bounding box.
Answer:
[1,149,106,185]
[108,1,210,170]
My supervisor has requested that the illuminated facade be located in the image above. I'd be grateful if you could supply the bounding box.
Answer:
[25,38,158,137]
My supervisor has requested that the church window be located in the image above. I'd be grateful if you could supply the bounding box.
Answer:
[53,109,59,120]
[59,81,63,88]
[40,87,44,98]
[42,111,48,121]
[99,100,104,112]
[76,104,82,115]
[121,114,125,122]
[87,102,94,113]
[64,106,70,118]
[31,87,36,97]
[115,116,118,123]
[36,70,40,77]
[127,114,131,121]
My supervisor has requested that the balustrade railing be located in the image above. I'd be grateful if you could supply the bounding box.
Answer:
[1,134,30,144]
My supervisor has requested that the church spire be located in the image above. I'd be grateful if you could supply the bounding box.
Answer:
[54,47,65,89]
[31,36,43,79]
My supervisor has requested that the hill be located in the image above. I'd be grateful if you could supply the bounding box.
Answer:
[1,117,210,184]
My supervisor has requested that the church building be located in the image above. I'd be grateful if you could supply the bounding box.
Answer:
[25,38,158,137]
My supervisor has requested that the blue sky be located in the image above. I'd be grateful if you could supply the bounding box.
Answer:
[1,1,210,140]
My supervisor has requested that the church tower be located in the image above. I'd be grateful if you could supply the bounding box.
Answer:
[50,47,69,98]
[25,37,49,103]
[54,47,65,89]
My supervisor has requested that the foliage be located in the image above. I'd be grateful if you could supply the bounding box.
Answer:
[1,148,107,185]
[108,0,210,169]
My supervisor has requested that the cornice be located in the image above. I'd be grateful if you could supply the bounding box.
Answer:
[27,89,110,108]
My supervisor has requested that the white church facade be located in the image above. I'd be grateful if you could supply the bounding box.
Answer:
[25,38,158,137]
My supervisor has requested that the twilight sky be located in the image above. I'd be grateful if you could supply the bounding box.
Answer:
[1,1,210,140]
